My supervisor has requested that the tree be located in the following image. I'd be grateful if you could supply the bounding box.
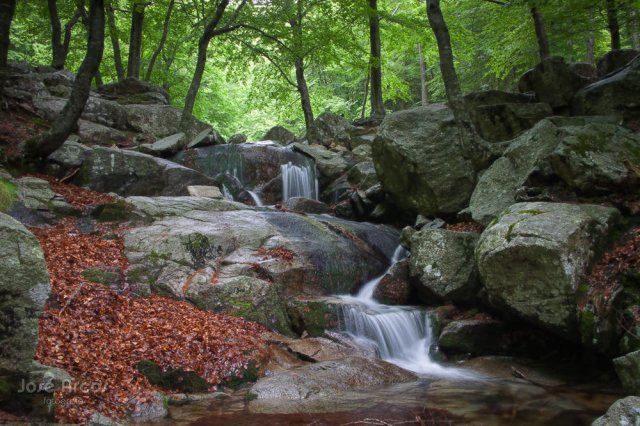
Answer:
[144,0,173,81]
[530,6,550,60]
[48,0,85,69]
[418,44,429,105]
[106,0,124,80]
[127,0,146,78]
[606,0,621,50]
[368,0,384,118]
[20,0,105,162]
[180,0,247,128]
[0,0,17,70]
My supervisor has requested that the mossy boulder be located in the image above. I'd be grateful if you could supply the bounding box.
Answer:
[286,298,339,337]
[136,360,209,393]
[613,350,640,395]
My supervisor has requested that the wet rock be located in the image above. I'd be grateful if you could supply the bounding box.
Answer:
[372,105,481,216]
[249,356,416,400]
[410,228,479,304]
[286,298,339,337]
[262,126,296,145]
[592,396,640,426]
[284,197,331,214]
[372,259,411,305]
[476,202,620,337]
[307,111,355,149]
[264,333,369,362]
[347,161,378,189]
[439,319,507,356]
[596,49,640,77]
[613,350,640,395]
[125,196,249,218]
[293,143,353,187]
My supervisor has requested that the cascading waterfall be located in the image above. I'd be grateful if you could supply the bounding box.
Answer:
[338,247,470,378]
[246,190,264,207]
[281,161,319,201]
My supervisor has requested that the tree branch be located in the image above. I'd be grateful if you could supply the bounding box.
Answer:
[236,38,297,88]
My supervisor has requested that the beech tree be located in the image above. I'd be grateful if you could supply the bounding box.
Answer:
[48,0,85,69]
[144,0,173,81]
[127,0,146,78]
[20,0,105,162]
[368,0,384,118]
[0,0,17,70]
[106,0,124,80]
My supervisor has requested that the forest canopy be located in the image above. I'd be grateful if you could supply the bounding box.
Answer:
[7,0,640,139]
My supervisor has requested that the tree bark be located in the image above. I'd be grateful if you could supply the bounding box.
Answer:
[21,0,104,162]
[426,0,467,121]
[295,57,314,131]
[360,71,370,119]
[586,36,595,64]
[627,3,640,50]
[606,0,621,50]
[145,0,174,81]
[530,7,550,60]
[418,43,429,105]
[127,1,145,78]
[0,0,16,70]
[368,0,385,119]
[48,0,83,70]
[106,0,124,80]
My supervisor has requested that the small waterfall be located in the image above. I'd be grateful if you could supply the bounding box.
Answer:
[338,246,470,378]
[281,162,319,201]
[222,184,234,201]
[247,190,264,207]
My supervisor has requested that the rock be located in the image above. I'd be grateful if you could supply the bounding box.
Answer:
[41,70,75,88]
[469,117,639,225]
[372,259,411,305]
[187,185,223,199]
[372,105,480,216]
[410,228,479,304]
[249,356,416,400]
[596,49,640,77]
[0,213,50,374]
[262,126,296,145]
[139,132,186,157]
[187,128,225,149]
[517,57,593,112]
[286,298,339,337]
[264,333,371,362]
[88,412,125,426]
[75,146,215,196]
[592,396,640,426]
[136,359,209,393]
[573,55,640,127]
[76,119,128,146]
[439,319,507,356]
[228,133,247,144]
[125,196,249,217]
[306,111,355,149]
[124,104,210,140]
[476,202,620,337]
[613,350,640,395]
[571,62,598,80]
[130,391,168,421]
[464,90,552,143]
[292,143,354,187]
[283,197,332,214]
[2,73,49,102]
[352,144,372,160]
[97,77,170,105]
[82,266,124,291]
[347,161,378,189]
[81,96,130,130]
[6,177,77,226]
[47,140,92,170]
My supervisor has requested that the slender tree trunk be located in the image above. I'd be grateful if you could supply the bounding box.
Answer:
[360,72,370,119]
[0,0,16,70]
[418,43,429,105]
[48,0,83,70]
[181,39,208,126]
[127,1,145,78]
[21,0,104,162]
[627,4,640,50]
[294,57,314,131]
[606,0,621,50]
[106,0,124,80]
[145,0,174,81]
[530,7,550,60]
[586,36,595,64]
[426,0,467,122]
[368,0,385,119]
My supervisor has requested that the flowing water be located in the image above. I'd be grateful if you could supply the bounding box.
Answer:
[281,162,319,201]
[246,190,264,207]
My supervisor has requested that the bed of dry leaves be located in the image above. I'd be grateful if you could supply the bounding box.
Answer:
[29,184,268,424]
[28,173,116,209]
[445,221,485,234]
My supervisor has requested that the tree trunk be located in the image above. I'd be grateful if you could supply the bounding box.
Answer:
[606,0,621,50]
[106,0,124,80]
[627,4,640,50]
[368,0,385,119]
[48,0,83,70]
[426,0,467,121]
[586,36,595,64]
[127,1,145,78]
[145,0,174,81]
[0,0,16,69]
[21,0,104,162]
[530,7,550,60]
[181,38,208,127]
[418,43,429,105]
[360,72,370,119]
[294,57,314,131]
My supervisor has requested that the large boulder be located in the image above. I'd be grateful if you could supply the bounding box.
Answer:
[125,196,250,218]
[76,119,128,146]
[409,228,479,304]
[464,90,552,143]
[261,126,296,145]
[0,213,50,375]
[438,319,507,356]
[372,259,411,305]
[573,55,640,128]
[74,146,215,196]
[613,350,640,395]
[248,356,416,400]
[139,132,186,157]
[306,111,355,149]
[518,57,593,113]
[469,117,640,225]
[292,143,354,187]
[592,396,640,426]
[124,104,209,140]
[596,49,639,77]
[476,202,620,337]
[372,105,481,216]
[97,77,170,105]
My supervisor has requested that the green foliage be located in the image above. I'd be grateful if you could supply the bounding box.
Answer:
[0,180,17,213]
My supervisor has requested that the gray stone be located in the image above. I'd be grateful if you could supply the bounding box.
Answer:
[264,333,376,362]
[77,119,128,146]
[307,111,355,149]
[97,77,170,105]
[347,161,378,189]
[28,361,73,392]
[592,396,640,426]
[2,73,49,102]
[476,202,620,337]
[410,228,479,304]
[187,185,224,199]
[88,412,125,426]
[249,356,416,400]
[187,128,225,149]
[293,143,354,186]
[47,140,93,169]
[82,96,130,130]
[139,132,186,157]
[124,104,209,140]
[597,49,640,77]
[0,213,50,373]
[41,70,75,88]
[372,105,481,216]
[613,350,640,395]
[284,197,332,214]
[125,196,249,217]
[372,259,411,305]
[352,144,372,159]
[439,319,507,356]
[228,133,247,144]
[262,125,296,145]
[130,391,168,420]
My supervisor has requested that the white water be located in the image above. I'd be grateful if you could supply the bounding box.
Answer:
[222,184,234,201]
[338,246,472,378]
[281,162,319,201]
[247,190,264,207]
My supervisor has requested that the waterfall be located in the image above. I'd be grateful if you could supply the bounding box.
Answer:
[281,162,319,201]
[222,184,234,201]
[338,246,470,378]
[247,190,264,207]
